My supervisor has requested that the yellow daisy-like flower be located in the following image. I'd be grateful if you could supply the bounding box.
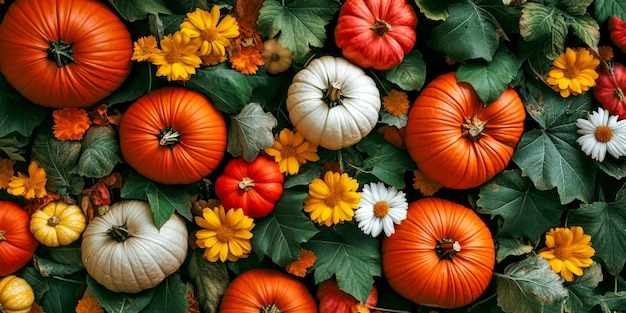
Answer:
[7,161,47,199]
[382,89,410,116]
[539,226,595,282]
[194,206,255,262]
[264,128,320,175]
[150,31,202,81]
[303,171,361,227]
[0,157,15,189]
[75,296,104,313]
[180,5,240,57]
[285,248,317,277]
[546,47,600,98]
[131,35,158,62]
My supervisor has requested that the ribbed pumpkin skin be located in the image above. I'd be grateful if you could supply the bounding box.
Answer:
[215,156,284,218]
[0,0,132,107]
[382,198,495,309]
[30,200,87,247]
[0,275,35,313]
[219,268,318,313]
[0,201,38,277]
[594,62,626,119]
[609,16,626,53]
[119,87,227,185]
[405,72,525,189]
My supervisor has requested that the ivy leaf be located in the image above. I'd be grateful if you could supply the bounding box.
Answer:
[257,0,340,60]
[564,262,603,313]
[457,45,523,104]
[414,0,449,20]
[140,273,188,313]
[519,3,568,60]
[495,237,534,263]
[512,81,595,204]
[306,223,381,304]
[32,255,84,278]
[88,275,155,313]
[383,50,426,91]
[186,249,230,313]
[107,0,172,22]
[0,75,48,139]
[227,103,277,162]
[566,14,600,52]
[121,173,194,228]
[496,255,568,313]
[428,1,502,61]
[355,134,416,189]
[187,64,268,114]
[251,190,319,266]
[30,129,84,196]
[73,126,122,178]
[592,0,626,24]
[477,169,563,242]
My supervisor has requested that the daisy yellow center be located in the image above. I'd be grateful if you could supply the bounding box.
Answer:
[201,27,219,42]
[594,126,613,143]
[165,49,183,64]
[553,244,572,260]
[324,191,341,207]
[564,66,581,79]
[216,226,234,242]
[281,145,297,158]
[373,201,390,218]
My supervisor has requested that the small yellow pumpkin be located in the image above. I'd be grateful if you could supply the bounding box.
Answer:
[30,200,86,247]
[0,275,34,313]
[261,38,293,74]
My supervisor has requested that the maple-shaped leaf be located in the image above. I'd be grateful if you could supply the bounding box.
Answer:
[251,190,319,266]
[355,134,416,189]
[227,103,277,162]
[519,3,568,60]
[257,0,340,60]
[305,223,381,304]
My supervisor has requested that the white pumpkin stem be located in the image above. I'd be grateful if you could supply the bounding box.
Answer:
[0,230,5,241]
[158,126,181,147]
[436,238,461,260]
[238,177,255,191]
[48,215,60,227]
[260,304,282,313]
[462,116,487,142]
[324,81,343,107]
[370,19,393,36]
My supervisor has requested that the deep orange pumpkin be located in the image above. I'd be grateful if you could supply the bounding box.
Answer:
[118,87,227,185]
[0,0,132,108]
[334,0,417,70]
[405,72,525,189]
[594,62,626,119]
[382,198,495,309]
[0,201,39,276]
[219,268,318,313]
[215,156,284,218]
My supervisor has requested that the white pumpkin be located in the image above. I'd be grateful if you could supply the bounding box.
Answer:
[287,56,381,150]
[81,200,188,293]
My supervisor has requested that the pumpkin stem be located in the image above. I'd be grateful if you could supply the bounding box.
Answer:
[370,19,392,36]
[461,116,487,141]
[107,224,132,242]
[323,81,343,107]
[46,40,75,67]
[47,215,60,227]
[435,238,461,260]
[158,126,181,148]
[260,304,282,313]
[0,230,5,241]
[238,177,255,191]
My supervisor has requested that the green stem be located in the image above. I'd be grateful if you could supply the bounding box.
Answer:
[52,276,87,285]
[367,306,411,313]
[46,40,75,67]
[467,292,497,312]
[368,69,390,95]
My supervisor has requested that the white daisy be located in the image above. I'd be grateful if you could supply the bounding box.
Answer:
[354,182,409,237]
[576,107,626,162]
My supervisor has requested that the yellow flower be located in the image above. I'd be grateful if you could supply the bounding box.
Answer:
[75,296,104,313]
[546,47,600,98]
[0,158,15,189]
[150,31,202,81]
[7,161,47,199]
[303,171,361,227]
[539,226,595,282]
[131,35,158,62]
[52,107,91,141]
[264,129,320,175]
[230,46,264,75]
[382,89,410,116]
[180,6,239,57]
[194,206,254,262]
[286,248,317,277]
[201,53,227,66]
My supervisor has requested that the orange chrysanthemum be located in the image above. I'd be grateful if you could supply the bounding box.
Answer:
[230,46,264,75]
[286,249,317,277]
[201,53,227,66]
[75,296,104,313]
[30,303,46,313]
[597,46,614,62]
[0,157,14,189]
[382,90,410,116]
[412,170,442,196]
[52,107,91,141]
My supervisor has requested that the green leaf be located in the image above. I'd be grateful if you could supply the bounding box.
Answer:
[88,275,155,313]
[428,1,502,61]
[140,273,188,313]
[121,173,194,227]
[251,190,319,266]
[73,126,122,178]
[495,237,534,263]
[39,275,86,313]
[590,291,626,312]
[187,64,268,114]
[379,112,407,129]
[557,0,593,16]
[596,159,626,180]
[457,45,523,104]
[566,14,600,52]
[519,3,568,60]
[512,81,596,204]
[186,249,230,313]
[283,162,321,189]
[257,0,340,60]
[306,223,381,304]
[496,255,568,313]
[355,134,416,189]
[38,242,83,266]
[565,262,603,313]
[0,75,48,139]
[414,0,449,20]
[107,0,172,22]
[0,146,25,161]
[102,62,165,105]
[227,103,278,162]
[477,169,563,242]
[592,0,626,24]
[30,129,84,196]
[383,50,426,91]
[32,255,84,278]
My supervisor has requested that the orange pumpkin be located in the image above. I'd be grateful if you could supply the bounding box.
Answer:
[0,201,39,276]
[405,72,525,189]
[382,198,495,309]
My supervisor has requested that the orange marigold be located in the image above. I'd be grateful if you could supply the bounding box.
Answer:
[382,90,410,116]
[52,107,91,141]
[597,46,614,62]
[0,157,14,189]
[75,296,104,313]
[286,248,317,277]
[230,46,264,75]
[412,170,442,196]
[30,303,46,313]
